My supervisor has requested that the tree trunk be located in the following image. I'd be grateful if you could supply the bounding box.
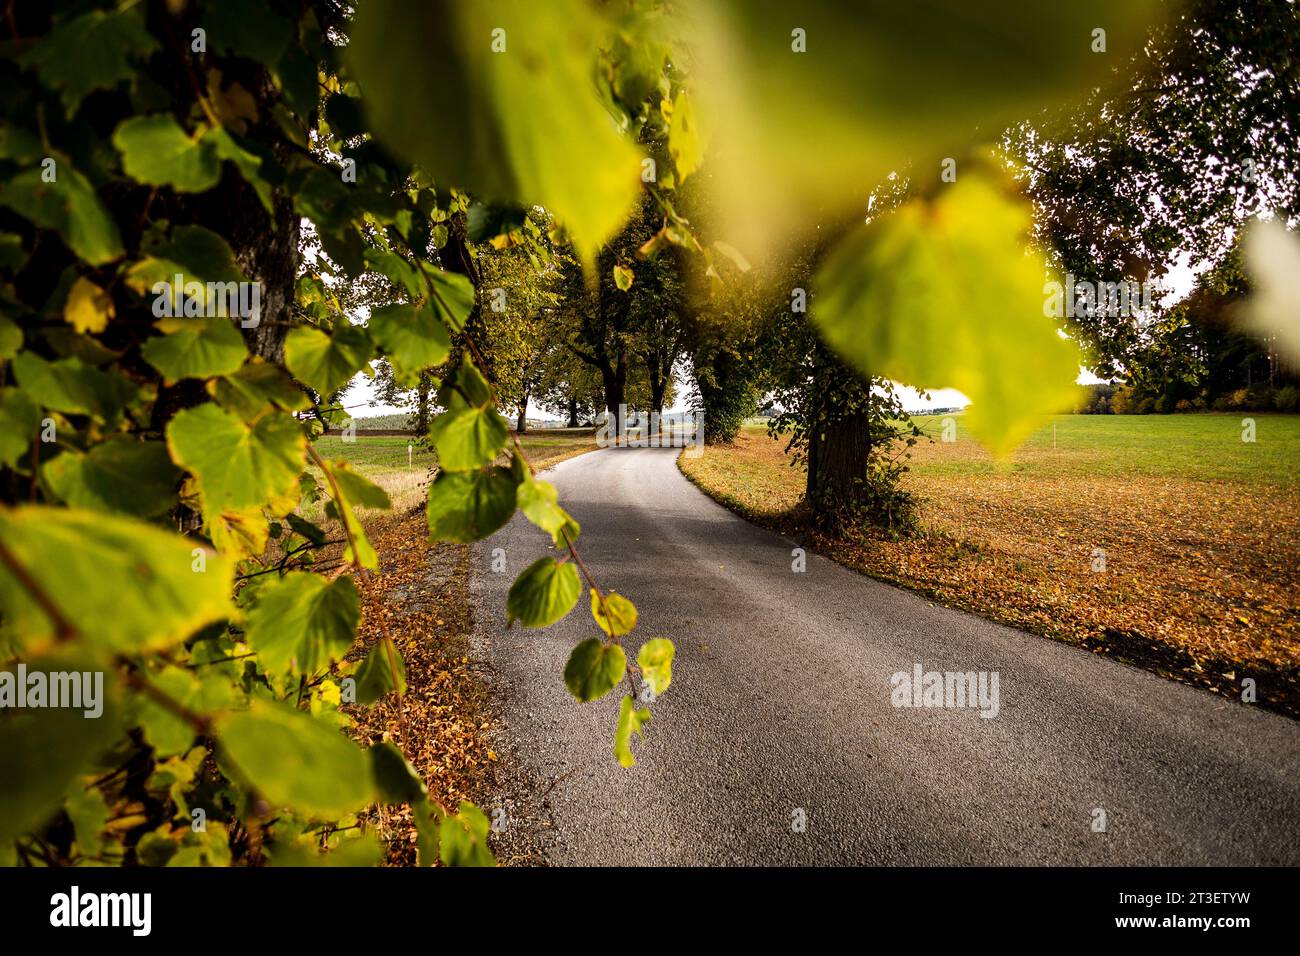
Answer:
[414,373,433,434]
[230,183,298,364]
[566,396,579,428]
[646,352,666,418]
[601,360,627,440]
[806,409,872,529]
[516,393,528,433]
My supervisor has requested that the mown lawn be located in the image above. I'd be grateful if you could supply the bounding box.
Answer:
[908,412,1299,485]
[679,413,1300,716]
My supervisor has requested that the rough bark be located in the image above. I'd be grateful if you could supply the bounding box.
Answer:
[806,409,872,528]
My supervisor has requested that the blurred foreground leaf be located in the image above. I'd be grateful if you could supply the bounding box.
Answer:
[814,171,1080,457]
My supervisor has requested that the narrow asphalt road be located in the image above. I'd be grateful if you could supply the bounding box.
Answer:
[471,447,1300,865]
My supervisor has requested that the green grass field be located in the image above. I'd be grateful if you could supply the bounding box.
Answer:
[314,434,435,475]
[869,412,1297,486]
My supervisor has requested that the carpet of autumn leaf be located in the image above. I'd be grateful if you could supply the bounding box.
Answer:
[337,431,597,864]
[679,417,1300,717]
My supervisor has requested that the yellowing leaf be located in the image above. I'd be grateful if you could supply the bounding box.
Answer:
[636,637,674,695]
[613,263,634,292]
[614,695,651,768]
[63,277,113,334]
[591,590,637,637]
[667,89,704,182]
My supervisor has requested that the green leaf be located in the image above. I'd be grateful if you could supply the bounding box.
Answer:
[203,0,294,64]
[368,302,451,383]
[466,203,526,244]
[813,171,1080,457]
[563,638,625,703]
[614,694,651,768]
[286,512,328,547]
[20,9,158,116]
[208,359,310,421]
[591,591,637,637]
[245,573,360,676]
[449,360,493,407]
[0,234,28,273]
[636,637,674,696]
[131,223,247,288]
[268,832,384,867]
[284,324,373,396]
[425,467,517,543]
[203,126,276,214]
[506,557,581,628]
[141,318,249,384]
[275,44,320,120]
[0,654,121,842]
[439,802,495,867]
[0,388,39,469]
[354,641,407,704]
[64,784,111,858]
[0,167,123,265]
[685,0,1162,260]
[41,439,180,517]
[413,799,440,867]
[167,403,306,514]
[365,249,423,299]
[113,115,221,192]
[329,460,392,511]
[0,507,233,653]
[349,0,642,262]
[0,313,22,359]
[292,169,365,276]
[319,458,390,570]
[516,475,580,546]
[0,125,42,163]
[369,741,426,804]
[428,404,510,472]
[219,700,373,817]
[12,353,136,420]
[131,665,237,757]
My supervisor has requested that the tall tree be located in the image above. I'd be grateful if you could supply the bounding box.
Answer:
[1004,0,1300,376]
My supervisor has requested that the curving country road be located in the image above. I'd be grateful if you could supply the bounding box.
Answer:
[471,447,1300,866]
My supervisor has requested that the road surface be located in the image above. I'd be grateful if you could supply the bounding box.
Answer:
[471,447,1300,865]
